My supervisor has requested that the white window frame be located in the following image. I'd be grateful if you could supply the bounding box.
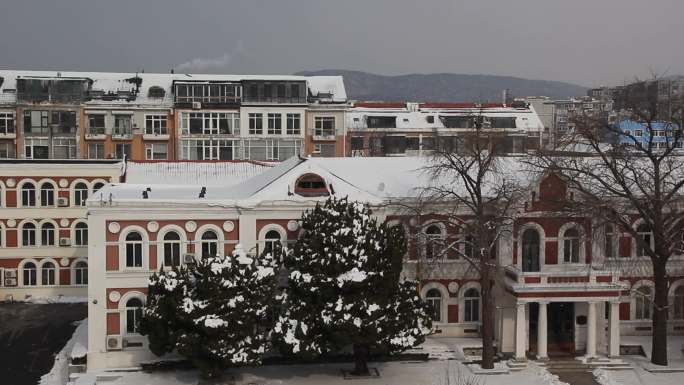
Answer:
[286,113,301,135]
[144,114,167,135]
[0,112,15,135]
[145,143,168,160]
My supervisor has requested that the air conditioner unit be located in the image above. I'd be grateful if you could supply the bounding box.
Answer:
[5,269,17,278]
[57,197,69,207]
[4,278,17,287]
[59,238,71,246]
[106,335,122,351]
[183,253,196,264]
[192,101,202,110]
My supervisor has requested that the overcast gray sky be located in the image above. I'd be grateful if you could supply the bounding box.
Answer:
[1,0,682,87]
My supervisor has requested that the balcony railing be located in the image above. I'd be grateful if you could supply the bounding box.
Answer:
[504,265,618,286]
[87,127,106,135]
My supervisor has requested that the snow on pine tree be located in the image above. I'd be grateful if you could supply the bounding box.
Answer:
[139,244,281,379]
[273,197,432,375]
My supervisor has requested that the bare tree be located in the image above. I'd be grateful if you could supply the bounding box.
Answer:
[529,77,684,365]
[410,114,525,370]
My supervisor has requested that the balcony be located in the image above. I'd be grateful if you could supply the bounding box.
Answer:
[111,128,133,140]
[312,130,336,141]
[504,265,621,298]
[85,127,106,140]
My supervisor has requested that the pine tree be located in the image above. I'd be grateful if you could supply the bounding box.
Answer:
[140,244,280,379]
[273,197,432,375]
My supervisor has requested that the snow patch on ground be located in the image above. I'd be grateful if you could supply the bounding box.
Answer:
[39,319,87,385]
[23,296,88,304]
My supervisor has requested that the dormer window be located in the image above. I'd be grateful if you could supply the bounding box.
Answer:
[294,173,329,197]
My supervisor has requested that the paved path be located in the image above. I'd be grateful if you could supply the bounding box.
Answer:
[0,303,86,385]
[545,359,600,385]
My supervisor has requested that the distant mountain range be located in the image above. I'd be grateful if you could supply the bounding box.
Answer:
[296,69,587,102]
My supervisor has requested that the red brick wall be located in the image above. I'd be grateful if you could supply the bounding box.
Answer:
[107,313,120,335]
[448,305,459,323]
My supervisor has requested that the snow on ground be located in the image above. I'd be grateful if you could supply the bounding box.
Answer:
[39,319,87,385]
[23,296,88,304]
[75,360,569,385]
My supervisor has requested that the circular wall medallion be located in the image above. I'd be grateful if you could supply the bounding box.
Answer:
[147,221,159,232]
[6,219,16,228]
[222,221,235,232]
[287,220,299,232]
[60,257,70,267]
[448,282,460,294]
[108,291,121,303]
[185,221,197,232]
[59,178,69,188]
[60,218,70,227]
[6,178,16,188]
[108,222,120,234]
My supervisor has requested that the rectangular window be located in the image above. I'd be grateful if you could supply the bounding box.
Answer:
[351,137,364,151]
[114,114,133,135]
[312,143,335,157]
[267,113,282,135]
[314,117,336,137]
[24,138,49,159]
[87,114,105,135]
[115,143,131,159]
[52,138,77,159]
[145,143,168,160]
[88,143,105,159]
[180,139,234,160]
[634,129,643,137]
[367,116,396,128]
[249,113,263,135]
[286,114,301,135]
[0,141,15,158]
[0,112,15,134]
[145,115,167,135]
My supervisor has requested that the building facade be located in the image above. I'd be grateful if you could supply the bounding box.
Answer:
[83,156,684,369]
[0,71,348,162]
[0,160,123,300]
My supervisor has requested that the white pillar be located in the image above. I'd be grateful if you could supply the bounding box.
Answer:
[608,301,621,357]
[537,302,548,360]
[515,302,527,360]
[587,301,597,358]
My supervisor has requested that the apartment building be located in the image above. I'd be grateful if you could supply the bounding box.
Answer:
[0,160,123,300]
[345,101,546,156]
[0,71,347,161]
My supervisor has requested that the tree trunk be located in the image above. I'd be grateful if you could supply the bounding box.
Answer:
[480,259,495,369]
[651,258,669,366]
[352,343,370,375]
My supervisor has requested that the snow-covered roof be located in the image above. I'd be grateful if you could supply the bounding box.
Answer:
[0,70,347,106]
[346,102,544,133]
[124,161,274,185]
[90,156,537,208]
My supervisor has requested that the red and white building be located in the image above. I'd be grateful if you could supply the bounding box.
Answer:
[83,156,684,369]
[0,160,123,299]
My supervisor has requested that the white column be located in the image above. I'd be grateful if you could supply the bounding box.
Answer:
[608,301,621,357]
[537,302,548,360]
[587,301,597,358]
[515,302,527,360]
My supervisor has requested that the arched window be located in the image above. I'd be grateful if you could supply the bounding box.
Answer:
[605,224,617,259]
[74,182,89,206]
[74,261,88,285]
[92,182,105,193]
[23,262,37,286]
[464,288,480,322]
[521,228,540,272]
[40,183,55,207]
[41,222,55,246]
[74,222,88,246]
[163,231,181,267]
[41,261,56,285]
[674,286,684,320]
[22,223,36,246]
[263,229,282,255]
[635,286,652,320]
[425,224,444,260]
[426,288,442,322]
[125,232,144,268]
[636,224,653,257]
[125,297,144,334]
[200,230,219,257]
[294,174,329,197]
[21,182,36,207]
[563,227,581,263]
